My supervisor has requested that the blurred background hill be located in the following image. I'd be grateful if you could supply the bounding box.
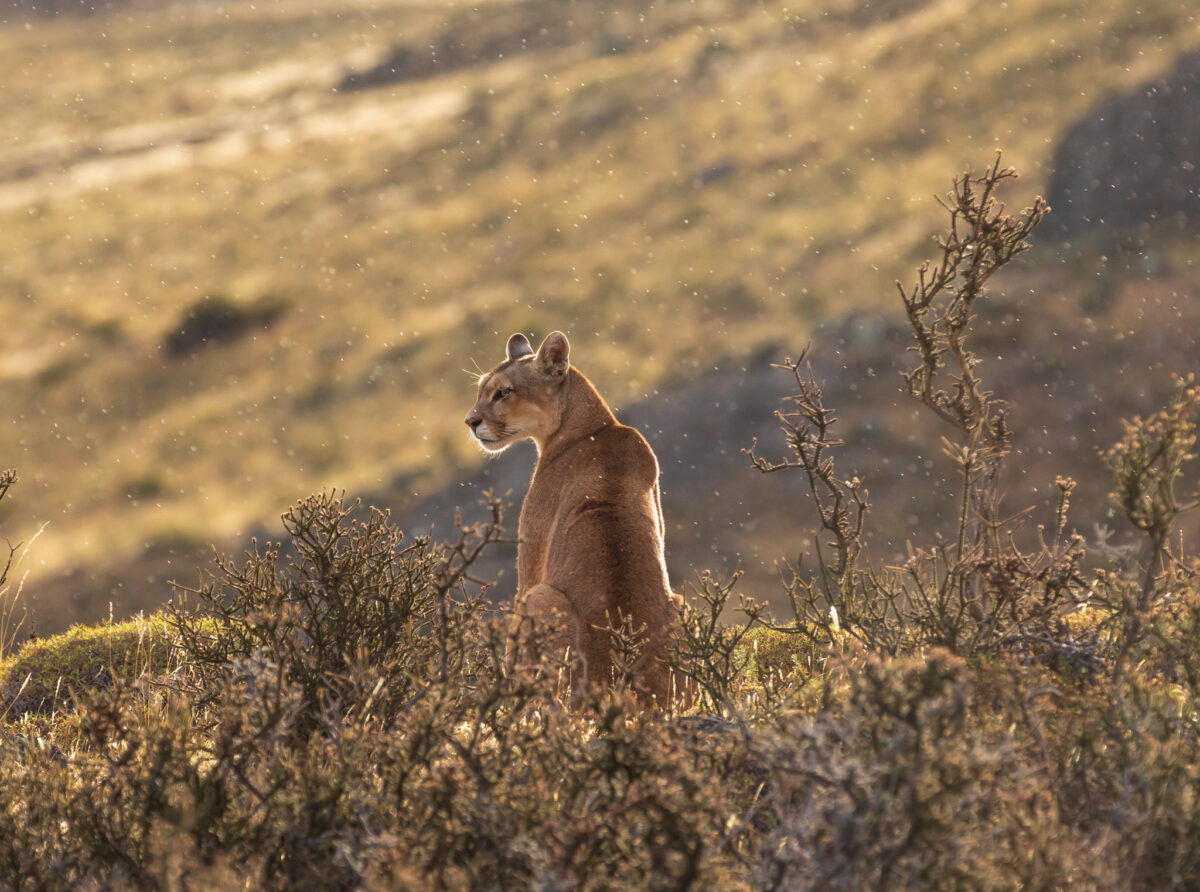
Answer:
[1,0,1198,632]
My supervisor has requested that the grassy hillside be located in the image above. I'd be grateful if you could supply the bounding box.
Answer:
[1,0,1199,630]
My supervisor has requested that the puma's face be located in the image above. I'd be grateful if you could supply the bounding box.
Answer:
[464,365,558,452]
[465,332,571,453]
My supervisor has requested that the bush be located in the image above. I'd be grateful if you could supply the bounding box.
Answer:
[1,492,764,889]
[740,155,1200,890]
[163,294,287,358]
[168,490,487,727]
[4,159,1200,889]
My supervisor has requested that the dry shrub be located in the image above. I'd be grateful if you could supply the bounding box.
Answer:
[0,492,762,889]
[4,159,1200,889]
[742,155,1200,890]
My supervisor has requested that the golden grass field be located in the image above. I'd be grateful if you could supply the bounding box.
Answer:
[1,0,1199,631]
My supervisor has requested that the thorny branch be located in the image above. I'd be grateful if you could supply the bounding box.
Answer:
[749,156,1092,660]
[745,347,868,581]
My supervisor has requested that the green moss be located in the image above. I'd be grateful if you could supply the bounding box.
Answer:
[0,612,181,718]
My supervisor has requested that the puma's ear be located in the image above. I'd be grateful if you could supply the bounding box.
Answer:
[536,331,570,376]
[506,333,534,361]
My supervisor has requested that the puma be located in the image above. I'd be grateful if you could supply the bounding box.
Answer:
[465,331,681,707]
